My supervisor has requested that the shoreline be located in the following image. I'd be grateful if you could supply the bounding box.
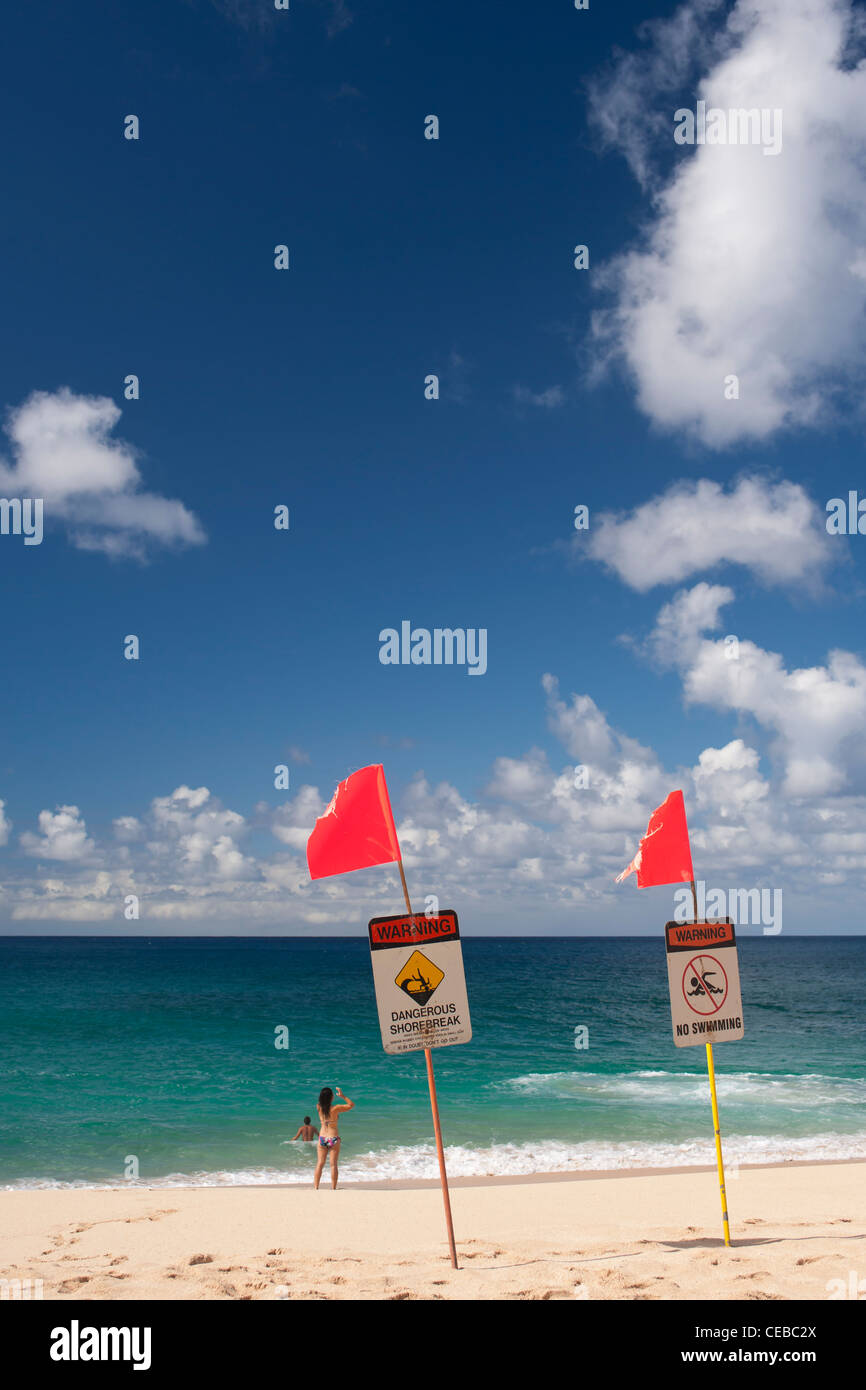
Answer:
[5,1153,864,1194]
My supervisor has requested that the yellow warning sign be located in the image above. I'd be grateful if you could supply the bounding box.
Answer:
[395,950,444,1006]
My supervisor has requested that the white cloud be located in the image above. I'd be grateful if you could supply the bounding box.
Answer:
[645,580,734,665]
[590,0,866,446]
[585,477,832,591]
[693,739,770,817]
[542,673,660,780]
[7,651,866,924]
[20,806,97,862]
[150,785,254,878]
[649,583,866,796]
[271,785,324,851]
[0,388,205,559]
[0,800,10,847]
[113,816,143,842]
[587,0,728,188]
[513,385,565,408]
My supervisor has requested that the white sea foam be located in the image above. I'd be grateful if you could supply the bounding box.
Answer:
[498,1070,866,1107]
[5,1130,866,1189]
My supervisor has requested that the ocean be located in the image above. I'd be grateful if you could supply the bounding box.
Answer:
[0,936,863,1189]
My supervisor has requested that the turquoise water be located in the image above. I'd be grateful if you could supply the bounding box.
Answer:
[0,936,864,1187]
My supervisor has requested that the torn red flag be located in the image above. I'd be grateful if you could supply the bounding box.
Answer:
[616,789,695,888]
[306,764,401,880]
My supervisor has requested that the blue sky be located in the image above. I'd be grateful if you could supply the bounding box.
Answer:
[2,0,866,934]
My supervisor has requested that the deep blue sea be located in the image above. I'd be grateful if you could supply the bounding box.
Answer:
[0,936,863,1188]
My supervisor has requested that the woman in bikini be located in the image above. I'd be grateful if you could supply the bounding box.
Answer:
[313,1085,354,1190]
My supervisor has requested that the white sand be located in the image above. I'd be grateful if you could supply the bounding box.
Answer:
[2,1161,864,1300]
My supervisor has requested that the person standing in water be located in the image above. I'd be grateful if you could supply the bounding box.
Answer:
[291,1116,318,1141]
[314,1085,354,1190]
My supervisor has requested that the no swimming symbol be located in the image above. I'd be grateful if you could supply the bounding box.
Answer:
[682,953,729,1016]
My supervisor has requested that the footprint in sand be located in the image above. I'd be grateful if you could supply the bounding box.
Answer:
[125,1208,178,1225]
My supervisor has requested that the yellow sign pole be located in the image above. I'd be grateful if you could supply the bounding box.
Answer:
[397,857,459,1270]
[690,879,732,1247]
[706,1041,732,1246]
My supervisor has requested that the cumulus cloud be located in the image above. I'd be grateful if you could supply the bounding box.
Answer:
[113,816,143,842]
[585,477,832,591]
[150,785,255,878]
[542,674,661,781]
[587,0,728,188]
[0,388,206,559]
[271,785,326,851]
[7,650,866,925]
[20,806,97,862]
[693,739,769,817]
[589,0,866,446]
[645,580,734,666]
[648,583,866,796]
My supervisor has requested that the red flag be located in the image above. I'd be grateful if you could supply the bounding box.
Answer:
[616,789,694,888]
[307,764,401,880]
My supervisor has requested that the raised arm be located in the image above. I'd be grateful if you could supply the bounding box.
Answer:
[333,1086,355,1112]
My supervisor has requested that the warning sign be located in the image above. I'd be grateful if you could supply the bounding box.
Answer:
[368,910,472,1055]
[395,950,444,1005]
[665,920,744,1047]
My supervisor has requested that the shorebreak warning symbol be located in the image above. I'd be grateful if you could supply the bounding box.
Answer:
[395,950,444,1006]
[682,953,729,1015]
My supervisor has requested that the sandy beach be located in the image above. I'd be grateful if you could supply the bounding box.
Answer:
[2,1159,864,1301]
